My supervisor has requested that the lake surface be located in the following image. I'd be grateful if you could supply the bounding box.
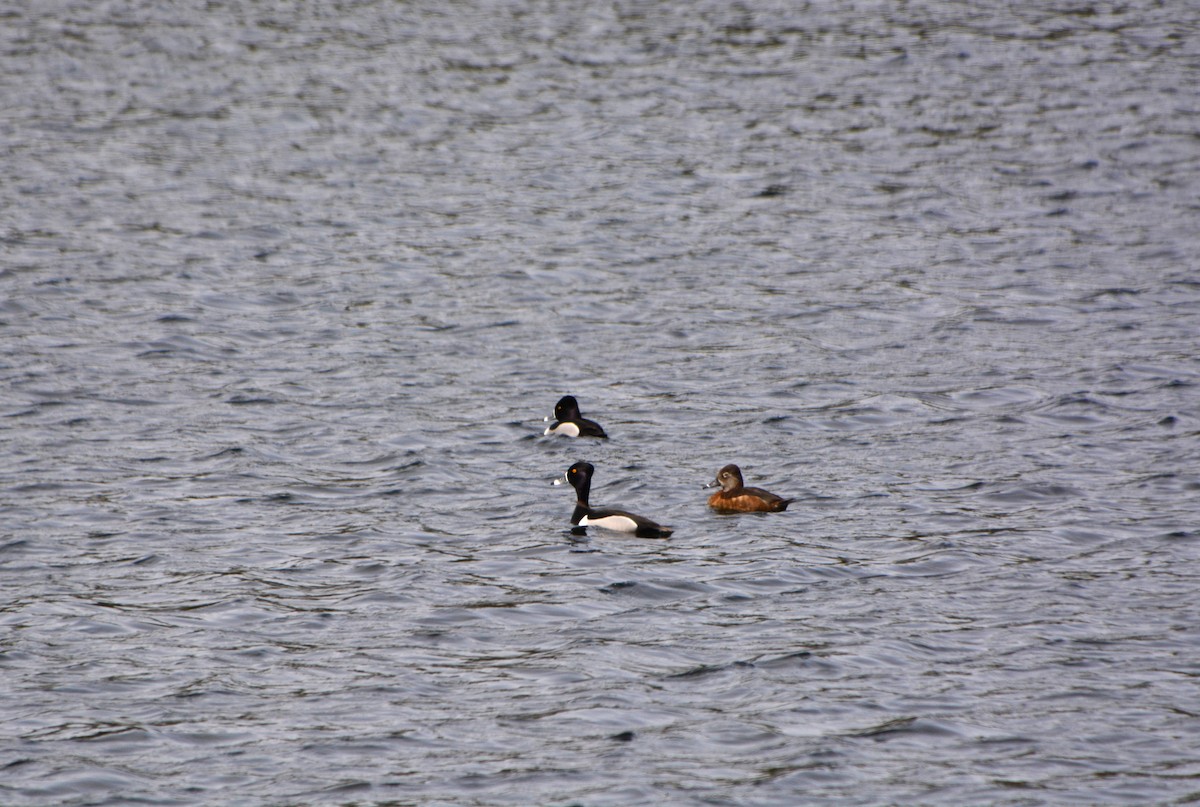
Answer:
[3,1,1199,804]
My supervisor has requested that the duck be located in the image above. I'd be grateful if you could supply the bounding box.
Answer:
[705,464,793,513]
[554,461,673,538]
[543,395,608,438]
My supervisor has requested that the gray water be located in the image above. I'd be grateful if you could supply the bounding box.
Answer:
[3,1,1200,805]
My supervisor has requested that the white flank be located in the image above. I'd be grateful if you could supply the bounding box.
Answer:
[544,422,581,437]
[580,514,639,533]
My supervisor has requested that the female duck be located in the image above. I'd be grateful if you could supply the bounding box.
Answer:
[706,464,793,513]
[543,395,608,438]
[554,461,673,538]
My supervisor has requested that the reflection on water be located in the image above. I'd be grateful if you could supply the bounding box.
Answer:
[2,1,1199,804]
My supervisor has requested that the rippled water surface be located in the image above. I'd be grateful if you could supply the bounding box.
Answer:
[3,2,1200,804]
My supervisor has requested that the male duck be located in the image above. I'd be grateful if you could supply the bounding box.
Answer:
[543,395,608,438]
[555,461,672,538]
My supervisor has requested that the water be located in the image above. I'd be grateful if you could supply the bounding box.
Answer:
[3,1,1199,804]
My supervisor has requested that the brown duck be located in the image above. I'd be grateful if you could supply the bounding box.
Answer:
[705,464,793,513]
